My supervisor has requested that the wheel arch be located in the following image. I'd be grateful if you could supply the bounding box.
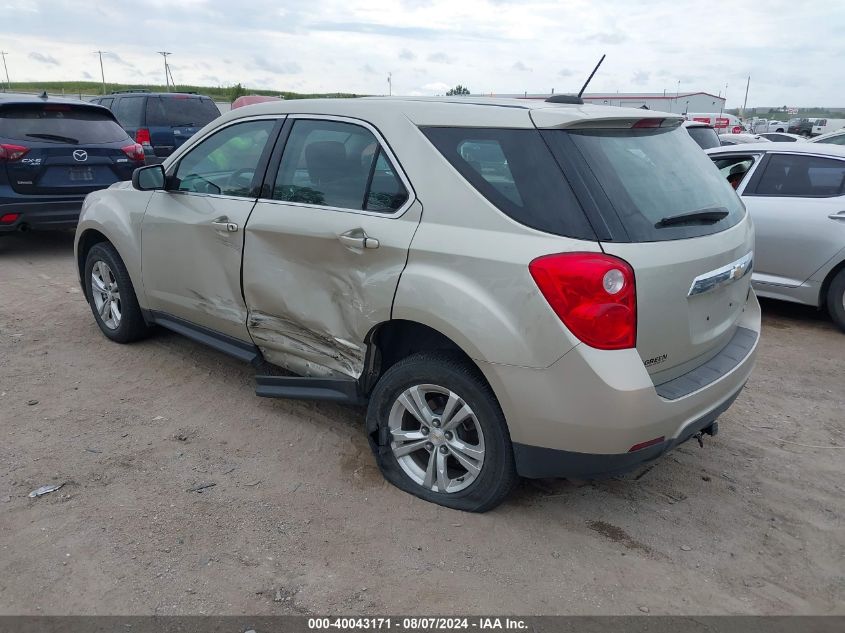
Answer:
[360,320,500,425]
[76,228,111,294]
[819,257,845,309]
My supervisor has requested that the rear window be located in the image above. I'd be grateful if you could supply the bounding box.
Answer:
[685,126,721,150]
[543,126,746,242]
[0,104,128,143]
[421,127,595,240]
[145,96,220,127]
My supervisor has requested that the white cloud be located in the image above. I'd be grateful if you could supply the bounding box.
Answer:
[1,0,842,106]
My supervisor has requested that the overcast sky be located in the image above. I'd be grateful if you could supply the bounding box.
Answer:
[2,0,843,106]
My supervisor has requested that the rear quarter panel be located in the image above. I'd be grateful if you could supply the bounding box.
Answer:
[390,123,599,368]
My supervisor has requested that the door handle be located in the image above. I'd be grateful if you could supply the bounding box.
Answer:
[338,229,379,250]
[212,220,239,232]
[827,212,845,221]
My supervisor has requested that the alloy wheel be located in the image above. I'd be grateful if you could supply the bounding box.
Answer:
[90,260,122,330]
[388,384,485,493]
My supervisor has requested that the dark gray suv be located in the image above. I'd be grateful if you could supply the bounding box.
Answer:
[91,91,220,163]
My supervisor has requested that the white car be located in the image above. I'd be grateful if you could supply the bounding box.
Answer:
[767,120,788,133]
[705,142,845,330]
[757,132,806,143]
[719,133,771,146]
[809,129,845,146]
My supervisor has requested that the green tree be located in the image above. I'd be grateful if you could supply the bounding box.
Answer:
[446,84,470,96]
[228,82,247,102]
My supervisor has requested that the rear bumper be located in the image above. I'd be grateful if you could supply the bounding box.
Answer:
[512,384,741,478]
[0,197,84,231]
[479,291,761,478]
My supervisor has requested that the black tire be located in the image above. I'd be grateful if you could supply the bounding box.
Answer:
[366,351,518,512]
[826,268,845,333]
[84,242,149,343]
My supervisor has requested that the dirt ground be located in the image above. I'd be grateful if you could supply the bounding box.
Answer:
[0,230,843,616]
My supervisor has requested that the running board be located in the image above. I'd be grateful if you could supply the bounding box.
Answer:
[255,375,366,405]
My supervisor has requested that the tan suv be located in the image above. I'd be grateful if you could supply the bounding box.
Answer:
[75,97,761,512]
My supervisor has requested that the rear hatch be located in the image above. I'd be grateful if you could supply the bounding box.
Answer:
[536,113,753,384]
[144,95,220,156]
[0,102,142,196]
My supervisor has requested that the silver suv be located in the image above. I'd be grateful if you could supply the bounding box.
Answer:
[75,97,760,512]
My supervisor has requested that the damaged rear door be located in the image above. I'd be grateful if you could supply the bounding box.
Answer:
[242,116,421,379]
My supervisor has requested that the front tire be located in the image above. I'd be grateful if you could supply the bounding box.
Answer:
[84,242,148,343]
[826,268,845,333]
[367,352,517,512]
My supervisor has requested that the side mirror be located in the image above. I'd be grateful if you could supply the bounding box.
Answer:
[132,164,166,191]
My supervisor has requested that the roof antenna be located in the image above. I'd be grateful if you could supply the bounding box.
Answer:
[545,54,605,105]
[578,54,606,98]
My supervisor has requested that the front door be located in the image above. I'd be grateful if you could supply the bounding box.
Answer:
[141,117,281,340]
[742,152,845,287]
[242,116,421,378]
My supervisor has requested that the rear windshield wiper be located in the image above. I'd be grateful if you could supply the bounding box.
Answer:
[26,133,80,144]
[656,208,729,228]
[173,122,196,127]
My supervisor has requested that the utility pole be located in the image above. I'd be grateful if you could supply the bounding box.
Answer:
[94,50,107,94]
[0,51,10,91]
[742,76,750,117]
[387,72,392,96]
[157,51,172,91]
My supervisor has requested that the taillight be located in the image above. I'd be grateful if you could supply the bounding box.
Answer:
[0,144,29,161]
[135,128,151,146]
[122,143,145,162]
[0,213,20,224]
[529,253,636,350]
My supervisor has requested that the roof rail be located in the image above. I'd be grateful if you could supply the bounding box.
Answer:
[109,89,151,94]
[545,94,584,105]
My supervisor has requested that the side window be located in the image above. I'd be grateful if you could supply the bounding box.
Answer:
[754,154,845,197]
[366,150,409,212]
[712,156,755,190]
[99,98,114,109]
[112,97,144,128]
[174,120,275,197]
[422,126,594,239]
[458,139,522,205]
[273,119,407,212]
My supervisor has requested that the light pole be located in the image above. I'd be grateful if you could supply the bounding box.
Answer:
[94,50,107,94]
[157,51,172,91]
[0,51,10,91]
[387,72,392,96]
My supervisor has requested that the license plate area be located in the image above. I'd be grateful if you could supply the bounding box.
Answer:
[69,166,94,182]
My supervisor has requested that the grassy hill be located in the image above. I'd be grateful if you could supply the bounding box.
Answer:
[2,81,361,102]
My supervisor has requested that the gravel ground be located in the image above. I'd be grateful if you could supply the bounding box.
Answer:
[0,231,843,615]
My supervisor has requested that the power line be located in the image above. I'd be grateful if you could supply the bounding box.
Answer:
[93,50,107,94]
[0,52,10,91]
[157,51,172,91]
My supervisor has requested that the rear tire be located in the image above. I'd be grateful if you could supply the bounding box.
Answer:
[84,242,148,343]
[826,268,845,333]
[367,351,518,512]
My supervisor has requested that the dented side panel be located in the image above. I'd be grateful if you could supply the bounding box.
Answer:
[242,200,423,379]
